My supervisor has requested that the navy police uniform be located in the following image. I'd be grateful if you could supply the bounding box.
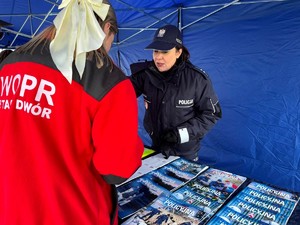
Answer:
[130,60,222,160]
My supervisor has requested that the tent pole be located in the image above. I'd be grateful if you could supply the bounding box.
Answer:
[178,6,182,32]
[116,32,121,68]
[183,0,239,30]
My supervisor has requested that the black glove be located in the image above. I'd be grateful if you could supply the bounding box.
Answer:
[160,144,172,159]
[162,130,179,144]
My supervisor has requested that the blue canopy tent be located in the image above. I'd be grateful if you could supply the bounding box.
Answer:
[1,0,300,193]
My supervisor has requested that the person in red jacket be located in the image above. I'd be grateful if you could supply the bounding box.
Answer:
[0,0,143,224]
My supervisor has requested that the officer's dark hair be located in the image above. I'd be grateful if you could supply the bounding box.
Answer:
[176,45,190,62]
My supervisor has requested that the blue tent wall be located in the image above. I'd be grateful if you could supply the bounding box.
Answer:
[110,0,300,192]
[192,1,300,193]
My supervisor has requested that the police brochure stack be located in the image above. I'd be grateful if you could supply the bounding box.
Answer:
[207,181,300,225]
[117,156,208,220]
[121,167,247,224]
[118,153,179,186]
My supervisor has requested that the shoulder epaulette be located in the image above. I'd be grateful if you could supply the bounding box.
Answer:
[187,61,209,80]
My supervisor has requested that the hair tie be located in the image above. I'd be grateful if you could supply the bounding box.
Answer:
[50,0,110,83]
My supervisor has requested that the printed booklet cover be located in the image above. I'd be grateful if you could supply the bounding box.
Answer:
[117,176,171,219]
[174,167,247,223]
[117,157,208,220]
[145,170,184,191]
[184,167,247,201]
[121,193,207,225]
[207,181,299,225]
[172,185,222,214]
[156,164,198,183]
[169,157,209,177]
[118,153,179,186]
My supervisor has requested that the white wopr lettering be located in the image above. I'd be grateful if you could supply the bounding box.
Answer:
[19,75,55,106]
[19,75,37,97]
[0,74,21,96]
[35,79,55,106]
[0,73,56,119]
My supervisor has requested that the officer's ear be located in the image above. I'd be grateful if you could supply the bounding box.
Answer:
[176,48,182,59]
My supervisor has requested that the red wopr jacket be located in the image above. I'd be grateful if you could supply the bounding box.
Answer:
[0,45,143,225]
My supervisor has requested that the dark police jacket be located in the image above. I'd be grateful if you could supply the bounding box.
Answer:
[130,60,222,160]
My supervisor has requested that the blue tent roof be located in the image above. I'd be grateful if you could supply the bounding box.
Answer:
[1,0,300,192]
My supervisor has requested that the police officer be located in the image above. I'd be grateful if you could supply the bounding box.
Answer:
[130,24,222,161]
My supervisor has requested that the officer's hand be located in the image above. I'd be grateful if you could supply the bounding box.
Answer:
[162,130,179,144]
[160,144,171,159]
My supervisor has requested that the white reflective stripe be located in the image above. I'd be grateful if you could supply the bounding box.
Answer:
[210,98,219,114]
[178,128,189,143]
